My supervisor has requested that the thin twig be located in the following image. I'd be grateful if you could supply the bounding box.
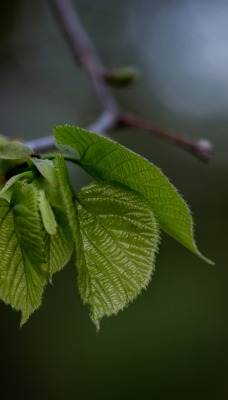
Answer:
[26,135,55,153]
[26,111,117,153]
[49,0,119,118]
[27,0,213,162]
[120,114,213,162]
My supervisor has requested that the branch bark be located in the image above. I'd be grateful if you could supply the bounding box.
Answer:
[49,0,119,118]
[27,0,213,162]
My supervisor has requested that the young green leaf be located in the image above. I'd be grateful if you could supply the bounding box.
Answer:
[0,183,47,325]
[75,181,159,329]
[0,171,74,324]
[30,157,74,276]
[0,171,33,202]
[11,181,47,267]
[38,189,57,236]
[30,158,58,187]
[53,154,78,244]
[54,125,212,263]
[0,141,33,160]
[0,140,33,175]
[43,207,74,278]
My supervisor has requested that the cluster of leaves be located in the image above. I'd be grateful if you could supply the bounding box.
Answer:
[0,127,212,329]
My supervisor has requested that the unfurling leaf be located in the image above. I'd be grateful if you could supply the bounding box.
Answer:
[53,154,78,245]
[30,157,74,276]
[75,181,159,329]
[38,189,57,236]
[54,125,212,264]
[43,206,73,278]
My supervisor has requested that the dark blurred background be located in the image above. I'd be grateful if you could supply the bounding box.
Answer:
[0,1,227,399]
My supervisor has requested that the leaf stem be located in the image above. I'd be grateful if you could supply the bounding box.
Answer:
[120,114,213,163]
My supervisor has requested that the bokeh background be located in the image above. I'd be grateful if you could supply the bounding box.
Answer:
[0,1,227,399]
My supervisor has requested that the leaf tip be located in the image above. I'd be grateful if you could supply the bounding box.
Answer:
[94,320,101,333]
[199,253,215,266]
[191,236,214,265]
[19,312,30,328]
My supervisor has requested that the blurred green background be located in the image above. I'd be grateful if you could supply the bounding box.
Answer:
[0,1,227,399]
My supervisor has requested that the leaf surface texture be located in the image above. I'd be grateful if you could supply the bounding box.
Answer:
[76,181,159,328]
[54,125,211,263]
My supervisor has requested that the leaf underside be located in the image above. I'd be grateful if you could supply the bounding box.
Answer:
[54,125,212,264]
[75,181,160,329]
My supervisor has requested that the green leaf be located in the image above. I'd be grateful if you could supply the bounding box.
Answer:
[0,171,33,202]
[11,181,46,268]
[0,141,33,160]
[54,125,212,263]
[31,157,74,276]
[44,207,73,278]
[0,173,74,324]
[0,183,47,325]
[53,154,78,244]
[0,139,33,175]
[30,158,58,186]
[38,189,57,236]
[75,181,159,329]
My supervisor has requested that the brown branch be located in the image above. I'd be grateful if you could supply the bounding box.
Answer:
[49,0,119,118]
[26,135,55,153]
[26,111,117,152]
[27,0,213,162]
[120,114,213,162]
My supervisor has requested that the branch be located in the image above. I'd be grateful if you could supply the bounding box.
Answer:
[120,114,213,163]
[48,0,119,117]
[26,111,117,153]
[27,0,213,162]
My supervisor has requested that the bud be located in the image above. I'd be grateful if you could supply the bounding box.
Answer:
[192,139,213,163]
[105,67,140,88]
